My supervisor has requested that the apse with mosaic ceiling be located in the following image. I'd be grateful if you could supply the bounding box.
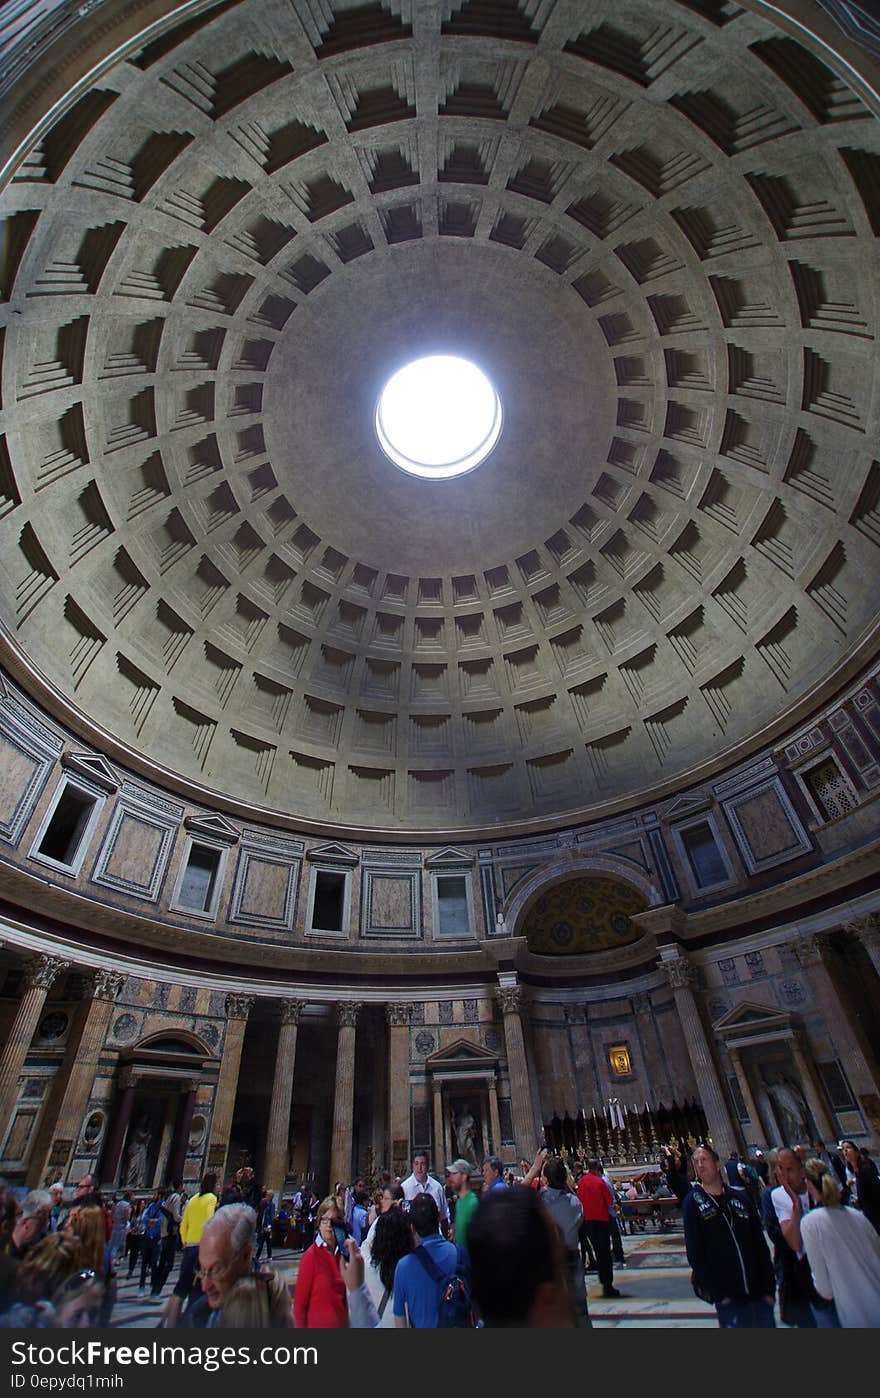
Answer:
[520,877,647,955]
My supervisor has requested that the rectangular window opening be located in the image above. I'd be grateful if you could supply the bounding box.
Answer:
[178,843,221,912]
[803,758,858,822]
[437,874,469,935]
[680,821,728,889]
[312,869,346,931]
[37,785,97,867]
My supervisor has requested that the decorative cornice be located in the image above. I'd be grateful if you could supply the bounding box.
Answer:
[793,931,829,968]
[661,956,697,992]
[385,1003,412,1027]
[497,986,523,1016]
[845,912,880,948]
[89,969,125,1001]
[22,952,69,991]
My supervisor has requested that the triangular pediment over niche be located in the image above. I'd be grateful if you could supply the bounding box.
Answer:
[712,1000,792,1035]
[426,1036,499,1068]
[424,846,473,869]
[306,840,359,866]
[604,840,649,870]
[184,811,240,844]
[60,750,119,792]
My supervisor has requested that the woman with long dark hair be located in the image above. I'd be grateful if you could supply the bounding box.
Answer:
[840,1140,880,1236]
[361,1206,413,1327]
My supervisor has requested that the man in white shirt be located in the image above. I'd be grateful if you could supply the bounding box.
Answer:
[401,1150,450,1232]
[771,1147,828,1327]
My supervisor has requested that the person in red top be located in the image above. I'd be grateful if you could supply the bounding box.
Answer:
[293,1196,348,1328]
[576,1160,622,1299]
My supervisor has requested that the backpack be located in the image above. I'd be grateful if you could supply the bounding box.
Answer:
[413,1243,475,1328]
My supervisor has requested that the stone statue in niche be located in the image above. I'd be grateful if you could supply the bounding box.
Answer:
[451,1103,481,1165]
[121,1117,152,1188]
[766,1074,812,1144]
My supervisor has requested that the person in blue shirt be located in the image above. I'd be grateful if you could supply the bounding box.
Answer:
[481,1156,508,1191]
[138,1190,165,1295]
[393,1194,458,1327]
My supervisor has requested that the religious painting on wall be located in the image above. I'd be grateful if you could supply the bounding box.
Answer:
[608,1044,633,1077]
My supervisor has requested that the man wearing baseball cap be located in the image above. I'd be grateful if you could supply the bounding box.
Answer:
[446,1158,478,1254]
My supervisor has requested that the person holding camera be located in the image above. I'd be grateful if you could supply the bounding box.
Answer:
[293,1196,350,1328]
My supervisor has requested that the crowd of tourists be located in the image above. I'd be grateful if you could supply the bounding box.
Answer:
[1,1134,878,1329]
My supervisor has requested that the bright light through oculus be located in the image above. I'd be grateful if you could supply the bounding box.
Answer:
[375,355,502,479]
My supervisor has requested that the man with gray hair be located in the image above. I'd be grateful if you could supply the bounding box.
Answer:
[7,1189,52,1261]
[181,1203,257,1328]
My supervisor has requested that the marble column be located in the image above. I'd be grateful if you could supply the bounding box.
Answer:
[100,1076,136,1185]
[0,954,68,1143]
[329,1003,361,1191]
[497,980,537,1159]
[169,1083,197,1185]
[28,968,125,1186]
[431,1081,444,1172]
[788,1032,837,1144]
[206,994,254,1176]
[263,999,303,1193]
[794,932,880,1112]
[845,913,880,978]
[728,1046,769,1149]
[661,954,740,1155]
[487,1079,501,1156]
[385,1003,411,1178]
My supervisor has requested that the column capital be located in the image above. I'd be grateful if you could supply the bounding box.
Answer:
[278,999,304,1026]
[336,1001,362,1028]
[497,985,523,1016]
[845,912,880,949]
[563,1004,586,1025]
[793,931,829,968]
[225,993,255,1020]
[661,954,697,992]
[22,953,69,991]
[385,1002,412,1027]
[88,969,126,1001]
[631,991,653,1016]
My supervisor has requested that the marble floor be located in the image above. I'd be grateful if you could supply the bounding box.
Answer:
[108,1222,718,1330]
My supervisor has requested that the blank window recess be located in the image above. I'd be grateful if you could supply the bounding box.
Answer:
[179,843,221,912]
[437,874,469,934]
[37,785,97,867]
[312,870,346,931]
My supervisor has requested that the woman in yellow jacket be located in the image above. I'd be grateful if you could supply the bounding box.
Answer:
[161,1172,217,1326]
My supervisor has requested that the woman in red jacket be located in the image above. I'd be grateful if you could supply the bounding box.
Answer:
[293,1196,348,1328]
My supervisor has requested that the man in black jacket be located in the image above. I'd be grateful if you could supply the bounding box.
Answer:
[683,1145,776,1328]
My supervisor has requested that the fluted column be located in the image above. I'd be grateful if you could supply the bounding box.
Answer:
[846,913,880,978]
[661,953,739,1155]
[263,999,303,1194]
[794,932,880,1108]
[169,1083,197,1185]
[497,979,537,1160]
[206,994,254,1176]
[385,1003,411,1178]
[0,954,68,1142]
[432,1081,445,1171]
[487,1079,501,1156]
[329,1003,361,1191]
[788,1033,837,1144]
[728,1046,768,1149]
[28,968,124,1186]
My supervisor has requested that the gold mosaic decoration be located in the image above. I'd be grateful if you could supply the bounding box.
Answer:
[521,877,647,956]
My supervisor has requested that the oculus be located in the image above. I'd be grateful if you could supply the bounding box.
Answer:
[375,355,502,478]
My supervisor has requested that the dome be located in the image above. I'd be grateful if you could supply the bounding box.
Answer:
[1,0,879,839]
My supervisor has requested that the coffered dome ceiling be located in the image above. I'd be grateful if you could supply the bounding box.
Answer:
[1,0,880,834]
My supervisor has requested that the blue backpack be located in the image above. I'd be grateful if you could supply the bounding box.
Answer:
[413,1244,475,1328]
